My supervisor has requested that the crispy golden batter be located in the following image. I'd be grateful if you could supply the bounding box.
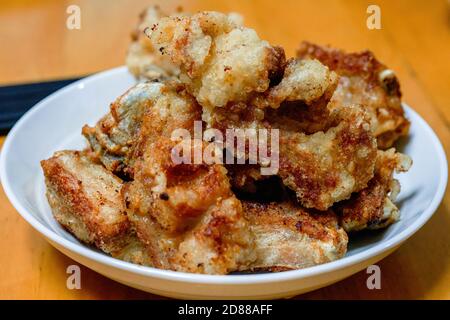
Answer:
[266,58,338,109]
[123,137,256,274]
[227,104,377,210]
[242,201,348,271]
[335,149,412,232]
[145,12,343,130]
[277,105,377,210]
[146,11,285,113]
[126,6,180,81]
[40,150,151,265]
[83,81,201,178]
[297,41,410,149]
[207,58,338,134]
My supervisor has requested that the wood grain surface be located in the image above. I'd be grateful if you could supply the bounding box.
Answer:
[0,0,449,299]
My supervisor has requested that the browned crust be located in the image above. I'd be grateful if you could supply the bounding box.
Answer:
[297,41,410,149]
[278,106,377,210]
[336,175,388,231]
[243,201,341,243]
[41,150,131,254]
[123,138,255,274]
[335,149,412,231]
[242,201,348,271]
[298,42,389,82]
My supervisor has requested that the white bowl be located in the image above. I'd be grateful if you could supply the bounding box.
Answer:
[0,66,447,299]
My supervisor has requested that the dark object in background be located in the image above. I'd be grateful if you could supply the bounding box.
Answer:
[0,77,84,134]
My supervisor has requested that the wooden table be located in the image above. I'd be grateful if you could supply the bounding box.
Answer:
[0,0,449,299]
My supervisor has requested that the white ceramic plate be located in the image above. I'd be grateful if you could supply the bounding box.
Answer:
[0,66,447,299]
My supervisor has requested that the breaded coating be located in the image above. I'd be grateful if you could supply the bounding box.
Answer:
[146,11,286,113]
[40,150,151,265]
[207,58,338,132]
[123,137,256,274]
[126,6,180,81]
[226,104,377,210]
[297,41,410,149]
[267,58,338,109]
[277,105,377,210]
[242,201,348,271]
[83,81,201,178]
[336,148,412,232]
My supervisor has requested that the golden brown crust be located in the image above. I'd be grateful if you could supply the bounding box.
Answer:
[242,201,348,271]
[41,151,128,253]
[297,41,410,149]
[41,150,152,265]
[144,13,377,210]
[277,105,377,210]
[123,137,256,274]
[335,149,412,232]
[83,81,201,178]
[146,11,287,112]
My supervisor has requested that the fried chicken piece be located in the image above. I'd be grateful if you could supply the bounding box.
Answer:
[335,148,412,232]
[266,58,338,109]
[83,81,201,178]
[126,6,180,81]
[242,201,348,271]
[297,41,410,149]
[40,150,151,265]
[123,137,256,274]
[207,58,338,134]
[146,11,286,113]
[226,105,377,210]
[276,105,377,210]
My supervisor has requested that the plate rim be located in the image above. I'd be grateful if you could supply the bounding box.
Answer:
[1,66,447,285]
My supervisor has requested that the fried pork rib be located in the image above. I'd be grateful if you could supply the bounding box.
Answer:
[123,138,256,274]
[277,105,377,210]
[40,150,151,265]
[243,201,348,271]
[297,41,410,149]
[146,11,285,114]
[335,149,412,232]
[82,81,201,178]
[225,105,377,211]
[126,6,180,81]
